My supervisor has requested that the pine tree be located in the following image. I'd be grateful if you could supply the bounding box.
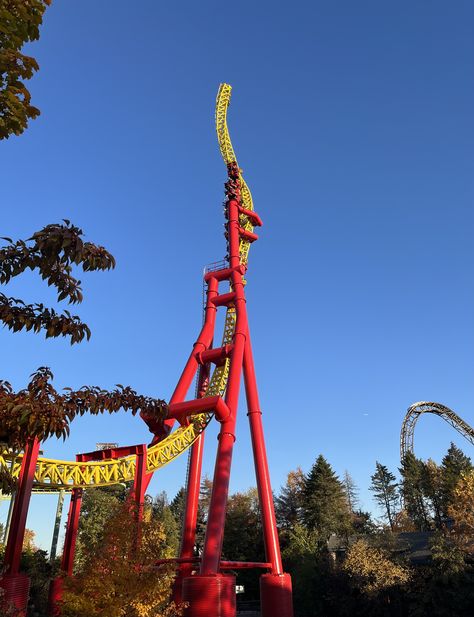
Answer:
[399,452,430,531]
[195,475,213,553]
[275,467,305,530]
[421,459,444,527]
[302,454,350,541]
[342,470,359,513]
[170,487,186,527]
[370,462,399,531]
[441,443,473,518]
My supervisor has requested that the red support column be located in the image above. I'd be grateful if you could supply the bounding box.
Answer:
[0,437,40,615]
[174,364,210,604]
[243,334,294,617]
[200,198,247,577]
[47,487,83,616]
[61,487,83,576]
[132,444,148,524]
[243,334,283,574]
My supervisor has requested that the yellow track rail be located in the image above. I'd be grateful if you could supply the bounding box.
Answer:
[0,84,255,491]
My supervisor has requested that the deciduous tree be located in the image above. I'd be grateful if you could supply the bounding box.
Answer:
[342,539,411,596]
[61,502,182,617]
[0,0,52,139]
[0,222,115,343]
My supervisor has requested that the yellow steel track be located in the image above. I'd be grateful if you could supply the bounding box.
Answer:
[0,84,256,492]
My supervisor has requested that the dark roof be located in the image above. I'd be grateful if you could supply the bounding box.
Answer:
[327,531,434,565]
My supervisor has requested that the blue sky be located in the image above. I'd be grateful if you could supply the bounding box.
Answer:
[1,1,473,551]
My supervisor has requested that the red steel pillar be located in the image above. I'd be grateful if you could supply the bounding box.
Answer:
[0,437,40,615]
[243,334,294,617]
[173,365,209,603]
[132,444,148,524]
[183,195,244,616]
[200,197,247,577]
[61,487,83,576]
[131,444,148,554]
[47,487,83,616]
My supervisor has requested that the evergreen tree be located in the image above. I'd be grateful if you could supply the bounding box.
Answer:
[342,470,359,513]
[223,488,265,604]
[370,462,399,531]
[351,510,377,535]
[275,467,305,530]
[170,486,186,527]
[421,458,444,527]
[74,484,128,572]
[441,443,473,518]
[399,452,430,531]
[302,455,350,541]
[151,491,179,555]
[195,475,213,553]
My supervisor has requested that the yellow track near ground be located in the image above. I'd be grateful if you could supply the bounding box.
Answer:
[0,84,256,491]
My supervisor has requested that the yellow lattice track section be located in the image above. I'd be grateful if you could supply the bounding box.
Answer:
[0,84,255,492]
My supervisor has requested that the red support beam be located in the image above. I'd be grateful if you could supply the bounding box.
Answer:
[61,487,83,576]
[132,444,148,524]
[2,437,40,575]
[243,333,283,575]
[200,197,248,576]
[0,437,40,615]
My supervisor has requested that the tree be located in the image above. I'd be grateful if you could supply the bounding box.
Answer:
[195,475,212,553]
[399,452,430,531]
[275,467,305,530]
[169,487,186,529]
[0,367,167,453]
[302,455,351,542]
[223,488,263,563]
[222,488,264,603]
[351,510,377,535]
[342,470,359,513]
[0,0,51,139]
[342,539,411,596]
[74,484,128,573]
[60,502,182,617]
[421,459,444,528]
[1,222,115,343]
[370,462,399,531]
[441,443,472,517]
[22,528,36,551]
[447,470,474,556]
[151,491,179,556]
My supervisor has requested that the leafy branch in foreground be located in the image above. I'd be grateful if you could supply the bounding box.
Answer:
[0,367,168,450]
[0,0,52,139]
[0,221,115,343]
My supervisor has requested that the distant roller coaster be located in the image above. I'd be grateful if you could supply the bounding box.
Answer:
[400,401,474,459]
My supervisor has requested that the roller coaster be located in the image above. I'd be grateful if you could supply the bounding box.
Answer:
[0,84,294,617]
[401,401,474,460]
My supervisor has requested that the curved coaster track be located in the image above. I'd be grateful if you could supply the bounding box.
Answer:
[401,401,474,459]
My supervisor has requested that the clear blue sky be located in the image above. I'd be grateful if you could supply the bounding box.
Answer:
[1,1,473,551]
